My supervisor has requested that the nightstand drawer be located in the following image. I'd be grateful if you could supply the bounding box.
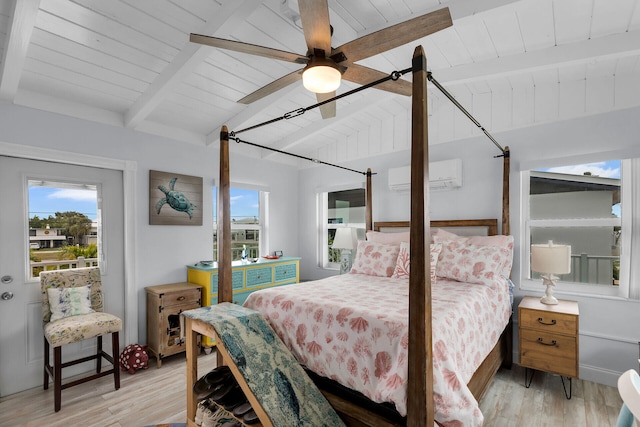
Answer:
[520,308,577,335]
[520,329,578,377]
[162,288,201,306]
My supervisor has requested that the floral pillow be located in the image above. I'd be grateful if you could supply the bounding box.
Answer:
[47,285,95,322]
[433,231,514,278]
[349,241,400,277]
[435,243,512,285]
[391,242,442,283]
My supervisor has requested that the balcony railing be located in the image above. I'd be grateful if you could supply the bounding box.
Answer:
[30,256,98,279]
[568,253,619,285]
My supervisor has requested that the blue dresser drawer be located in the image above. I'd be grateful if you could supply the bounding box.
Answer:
[274,262,297,282]
[209,270,244,295]
[233,291,252,306]
[246,267,272,288]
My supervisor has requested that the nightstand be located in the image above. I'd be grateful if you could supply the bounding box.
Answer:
[146,282,202,368]
[518,295,579,399]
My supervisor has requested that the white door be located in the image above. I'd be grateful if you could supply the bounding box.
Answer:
[0,156,125,396]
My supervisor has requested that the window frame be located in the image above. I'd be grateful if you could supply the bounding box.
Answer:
[317,184,366,270]
[213,184,269,261]
[520,160,627,299]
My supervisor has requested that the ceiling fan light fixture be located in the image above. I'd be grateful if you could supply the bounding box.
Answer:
[302,57,341,94]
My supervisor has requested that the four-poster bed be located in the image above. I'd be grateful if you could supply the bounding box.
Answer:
[186,45,512,427]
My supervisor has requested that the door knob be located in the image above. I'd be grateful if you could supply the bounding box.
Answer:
[1,292,14,301]
[1,275,13,284]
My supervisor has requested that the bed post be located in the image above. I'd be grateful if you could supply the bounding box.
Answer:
[218,125,232,305]
[366,168,373,231]
[502,146,510,236]
[407,45,433,427]
[217,126,233,353]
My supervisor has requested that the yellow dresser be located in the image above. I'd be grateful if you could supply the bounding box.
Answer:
[187,257,300,347]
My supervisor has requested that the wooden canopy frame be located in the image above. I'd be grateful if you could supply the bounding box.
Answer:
[216,46,511,426]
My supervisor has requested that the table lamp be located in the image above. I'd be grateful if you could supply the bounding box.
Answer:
[531,240,571,305]
[332,227,357,274]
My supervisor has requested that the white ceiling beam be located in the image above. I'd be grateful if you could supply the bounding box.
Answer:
[124,0,261,130]
[433,30,640,86]
[328,0,522,35]
[0,0,41,102]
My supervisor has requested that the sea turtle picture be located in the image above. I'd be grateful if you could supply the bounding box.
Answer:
[156,177,196,219]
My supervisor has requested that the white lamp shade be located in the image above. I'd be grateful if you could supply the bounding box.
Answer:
[531,240,571,274]
[302,64,341,93]
[332,227,357,250]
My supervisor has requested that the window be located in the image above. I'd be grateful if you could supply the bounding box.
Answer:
[319,188,365,268]
[524,160,623,296]
[28,180,99,278]
[213,187,267,261]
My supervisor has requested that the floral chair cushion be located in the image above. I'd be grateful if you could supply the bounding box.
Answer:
[43,312,122,347]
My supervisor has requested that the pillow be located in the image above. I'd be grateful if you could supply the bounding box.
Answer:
[349,241,400,277]
[433,231,514,278]
[435,243,512,285]
[434,228,514,250]
[391,242,442,283]
[47,285,95,322]
[365,230,410,246]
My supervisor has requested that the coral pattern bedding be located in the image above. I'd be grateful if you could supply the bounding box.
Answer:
[243,273,512,427]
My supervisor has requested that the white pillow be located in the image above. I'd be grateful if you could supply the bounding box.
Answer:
[47,285,95,321]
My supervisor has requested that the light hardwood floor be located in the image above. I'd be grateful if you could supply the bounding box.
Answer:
[0,353,624,427]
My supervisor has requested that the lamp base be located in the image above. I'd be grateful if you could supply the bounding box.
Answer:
[540,294,559,305]
[339,250,352,275]
[540,274,559,305]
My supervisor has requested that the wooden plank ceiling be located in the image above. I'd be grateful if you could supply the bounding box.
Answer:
[0,0,639,166]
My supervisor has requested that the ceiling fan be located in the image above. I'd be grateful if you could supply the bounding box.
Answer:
[190,0,452,119]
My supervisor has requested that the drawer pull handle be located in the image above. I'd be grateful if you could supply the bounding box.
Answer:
[537,337,557,346]
[537,317,556,326]
[177,296,185,301]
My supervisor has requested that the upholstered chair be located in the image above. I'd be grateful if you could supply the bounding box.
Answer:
[40,266,122,412]
[616,369,640,427]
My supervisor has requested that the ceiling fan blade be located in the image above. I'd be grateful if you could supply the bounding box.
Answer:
[332,7,452,64]
[342,64,412,96]
[298,0,332,55]
[237,69,303,104]
[316,92,336,119]
[190,33,308,64]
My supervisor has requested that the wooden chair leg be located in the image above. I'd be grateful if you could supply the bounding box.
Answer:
[44,337,50,390]
[54,346,62,412]
[96,335,103,373]
[112,332,120,390]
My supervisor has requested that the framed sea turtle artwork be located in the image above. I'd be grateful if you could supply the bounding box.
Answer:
[149,170,203,225]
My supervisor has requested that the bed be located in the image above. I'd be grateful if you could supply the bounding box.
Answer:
[243,220,513,426]
[209,45,512,427]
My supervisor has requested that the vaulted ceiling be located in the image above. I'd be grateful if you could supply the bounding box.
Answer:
[1,0,639,165]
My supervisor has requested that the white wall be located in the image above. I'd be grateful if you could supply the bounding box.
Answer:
[0,103,299,342]
[297,105,640,387]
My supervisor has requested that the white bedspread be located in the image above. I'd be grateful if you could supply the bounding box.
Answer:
[243,273,511,426]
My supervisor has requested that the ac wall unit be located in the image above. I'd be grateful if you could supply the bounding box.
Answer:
[388,159,462,192]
